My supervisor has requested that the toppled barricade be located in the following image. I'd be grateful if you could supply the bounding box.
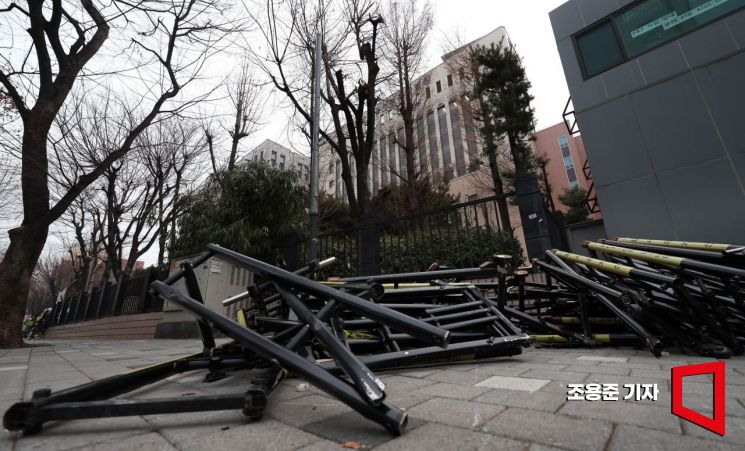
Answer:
[4,245,528,436]
[501,238,745,358]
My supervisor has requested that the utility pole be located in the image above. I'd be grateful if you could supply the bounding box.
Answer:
[308,32,322,262]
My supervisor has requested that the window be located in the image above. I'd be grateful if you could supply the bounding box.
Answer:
[425,86,431,99]
[230,266,236,285]
[260,151,264,160]
[280,154,285,169]
[305,165,309,181]
[575,0,745,78]
[436,80,442,93]
[328,180,333,190]
[271,151,277,166]
[447,74,453,87]
[559,135,579,189]
[426,111,439,171]
[449,101,466,177]
[437,106,451,177]
[618,0,745,57]
[329,162,334,174]
[575,20,625,78]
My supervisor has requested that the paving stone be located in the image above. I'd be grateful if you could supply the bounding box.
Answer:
[576,356,628,363]
[519,369,588,384]
[295,438,347,450]
[266,394,352,427]
[68,431,177,451]
[302,412,422,449]
[560,398,681,433]
[630,368,672,379]
[374,422,527,451]
[144,409,251,444]
[480,407,612,451]
[467,365,528,378]
[410,382,491,400]
[528,445,567,451]
[379,375,438,393]
[598,360,663,370]
[426,369,492,386]
[474,388,566,413]
[609,424,741,451]
[177,418,320,451]
[513,362,569,371]
[682,415,745,445]
[475,375,550,392]
[393,368,442,378]
[13,416,152,451]
[408,398,505,430]
[566,364,630,376]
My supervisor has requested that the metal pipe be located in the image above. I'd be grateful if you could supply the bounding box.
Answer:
[150,281,408,435]
[206,244,450,347]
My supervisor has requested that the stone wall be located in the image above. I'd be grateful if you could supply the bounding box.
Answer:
[43,312,164,340]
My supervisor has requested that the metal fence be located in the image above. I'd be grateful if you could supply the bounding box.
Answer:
[48,267,169,328]
[377,194,517,274]
[282,193,518,277]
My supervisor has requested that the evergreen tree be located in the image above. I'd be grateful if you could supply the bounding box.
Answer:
[172,161,307,258]
[472,39,537,178]
[558,186,590,224]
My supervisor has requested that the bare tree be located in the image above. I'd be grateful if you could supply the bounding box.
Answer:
[249,0,383,217]
[206,61,264,179]
[33,255,74,307]
[0,0,240,347]
[380,0,433,211]
[442,33,514,230]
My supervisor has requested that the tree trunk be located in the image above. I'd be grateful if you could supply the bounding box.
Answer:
[487,150,513,231]
[0,225,48,348]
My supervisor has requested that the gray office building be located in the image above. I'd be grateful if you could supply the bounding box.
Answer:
[551,0,745,243]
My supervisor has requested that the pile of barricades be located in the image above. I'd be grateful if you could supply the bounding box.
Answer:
[499,238,745,359]
[6,237,742,437]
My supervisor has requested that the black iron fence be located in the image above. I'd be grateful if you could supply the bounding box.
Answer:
[282,193,521,277]
[48,267,169,328]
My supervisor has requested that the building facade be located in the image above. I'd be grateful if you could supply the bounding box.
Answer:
[320,27,510,202]
[551,0,745,243]
[531,122,601,220]
[243,139,311,186]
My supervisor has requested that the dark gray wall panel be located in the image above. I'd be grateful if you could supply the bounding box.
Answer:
[577,0,617,25]
[657,159,745,242]
[679,21,739,68]
[571,76,608,112]
[631,73,724,172]
[550,1,585,42]
[595,176,675,239]
[636,42,689,86]
[694,52,745,157]
[600,61,646,100]
[731,153,745,191]
[556,38,584,88]
[727,9,745,48]
[576,97,653,187]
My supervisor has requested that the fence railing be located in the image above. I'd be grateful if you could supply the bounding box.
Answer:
[281,193,519,277]
[377,194,518,274]
[47,267,169,328]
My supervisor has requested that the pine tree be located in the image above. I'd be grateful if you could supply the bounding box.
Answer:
[472,39,537,177]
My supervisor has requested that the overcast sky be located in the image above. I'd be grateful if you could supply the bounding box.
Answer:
[2,0,571,266]
[141,0,573,266]
[246,0,571,154]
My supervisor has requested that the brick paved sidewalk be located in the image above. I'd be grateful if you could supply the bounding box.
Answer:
[1,340,744,450]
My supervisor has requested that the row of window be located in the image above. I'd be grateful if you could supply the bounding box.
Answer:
[254,151,310,181]
[329,100,475,199]
[575,0,745,78]
[558,135,579,189]
[379,74,457,126]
